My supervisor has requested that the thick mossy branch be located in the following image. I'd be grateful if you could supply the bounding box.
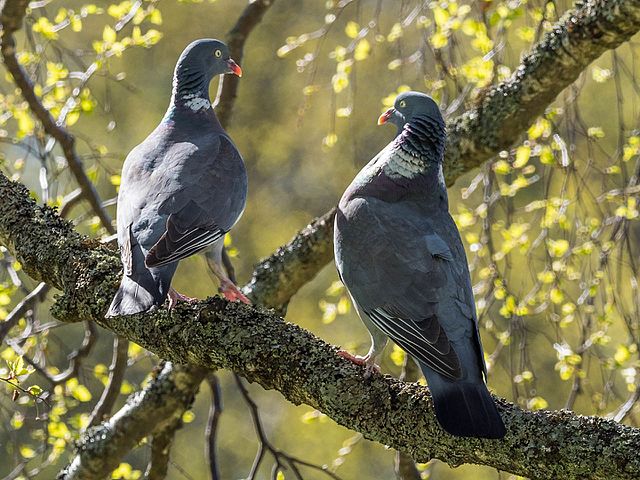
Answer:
[2,172,640,480]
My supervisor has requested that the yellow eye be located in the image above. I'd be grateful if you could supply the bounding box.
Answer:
[214,50,222,58]
[399,100,406,108]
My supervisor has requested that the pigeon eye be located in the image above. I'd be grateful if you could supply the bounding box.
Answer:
[399,100,407,108]
[214,50,222,58]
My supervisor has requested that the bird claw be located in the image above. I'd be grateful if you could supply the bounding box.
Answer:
[338,350,381,378]
[219,281,251,304]
[168,289,198,309]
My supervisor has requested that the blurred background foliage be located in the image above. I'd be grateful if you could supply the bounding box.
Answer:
[0,0,639,478]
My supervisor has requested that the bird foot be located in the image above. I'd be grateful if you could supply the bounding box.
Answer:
[338,350,381,378]
[168,288,198,309]
[219,280,251,304]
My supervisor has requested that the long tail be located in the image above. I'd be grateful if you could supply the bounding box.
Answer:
[106,274,164,317]
[419,361,506,439]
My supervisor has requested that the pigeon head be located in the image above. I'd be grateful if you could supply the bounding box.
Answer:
[171,39,242,111]
[176,39,242,79]
[378,91,443,134]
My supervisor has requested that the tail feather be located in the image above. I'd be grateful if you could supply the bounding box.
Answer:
[419,361,506,439]
[106,274,163,317]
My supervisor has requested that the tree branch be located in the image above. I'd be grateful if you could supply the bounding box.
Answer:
[87,335,129,427]
[234,0,640,313]
[443,0,640,185]
[0,0,115,233]
[56,204,330,478]
[214,0,275,127]
[205,374,223,480]
[234,373,343,480]
[242,208,336,314]
[2,173,640,480]
[144,414,184,480]
[60,1,280,476]
[394,358,422,480]
[58,362,204,480]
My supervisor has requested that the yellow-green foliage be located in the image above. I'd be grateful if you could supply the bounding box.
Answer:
[0,0,639,478]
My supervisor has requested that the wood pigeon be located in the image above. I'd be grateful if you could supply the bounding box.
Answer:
[107,39,248,317]
[334,91,506,438]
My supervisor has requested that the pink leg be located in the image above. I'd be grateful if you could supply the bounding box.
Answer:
[168,288,198,309]
[338,350,381,377]
[219,279,251,304]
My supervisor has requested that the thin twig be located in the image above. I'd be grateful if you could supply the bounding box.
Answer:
[10,321,97,385]
[0,282,49,344]
[205,374,223,480]
[87,335,129,426]
[234,374,344,480]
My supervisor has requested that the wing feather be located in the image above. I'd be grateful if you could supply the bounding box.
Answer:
[368,308,461,378]
[145,212,225,268]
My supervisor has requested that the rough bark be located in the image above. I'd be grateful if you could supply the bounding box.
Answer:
[144,412,185,479]
[53,0,281,475]
[56,203,335,479]
[2,173,640,480]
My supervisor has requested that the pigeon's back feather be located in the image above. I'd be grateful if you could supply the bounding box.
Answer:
[144,134,246,267]
[107,115,247,316]
[336,197,473,380]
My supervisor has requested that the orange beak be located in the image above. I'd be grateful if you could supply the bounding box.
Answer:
[378,107,394,125]
[227,58,243,77]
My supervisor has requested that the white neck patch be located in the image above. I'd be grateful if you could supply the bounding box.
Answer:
[181,93,211,112]
[383,146,423,179]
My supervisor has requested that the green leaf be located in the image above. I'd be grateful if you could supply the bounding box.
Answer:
[587,127,605,139]
[513,145,531,168]
[527,396,548,410]
[149,9,163,25]
[354,39,370,61]
[615,345,631,365]
[27,385,43,396]
[32,17,59,40]
[20,445,36,459]
[547,239,569,257]
[182,410,195,423]
[103,25,117,43]
[493,160,511,175]
[67,378,92,402]
[345,21,359,39]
